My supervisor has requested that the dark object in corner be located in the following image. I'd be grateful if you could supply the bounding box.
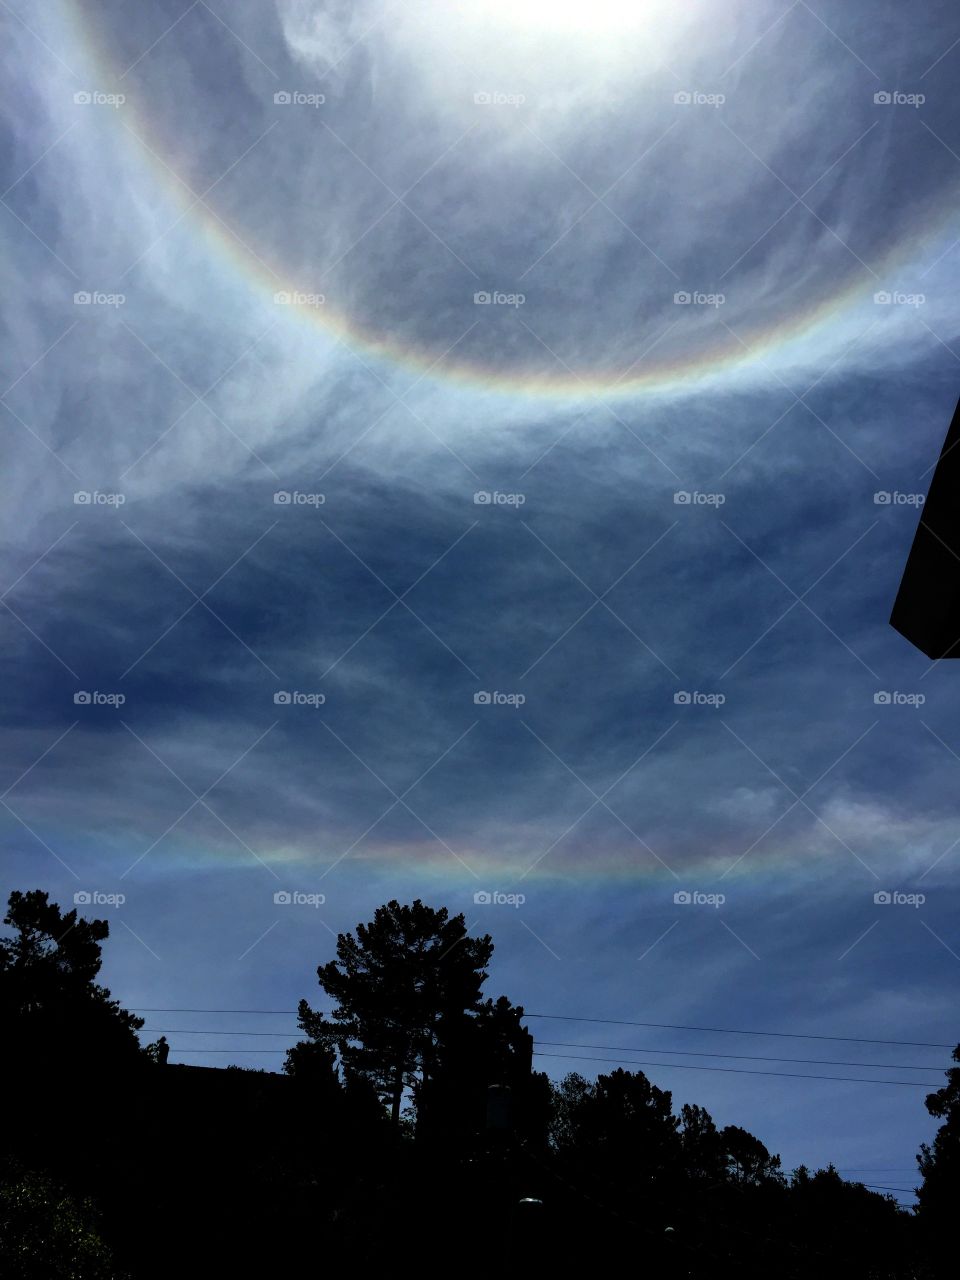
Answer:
[891,395,960,657]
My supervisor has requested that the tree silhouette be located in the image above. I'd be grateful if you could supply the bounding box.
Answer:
[917,1041,960,1273]
[0,890,144,1076]
[414,993,549,1146]
[549,1065,684,1218]
[720,1123,784,1186]
[296,899,493,1124]
[788,1163,916,1278]
[679,1102,725,1183]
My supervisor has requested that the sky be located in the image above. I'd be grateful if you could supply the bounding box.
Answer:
[2,0,960,1200]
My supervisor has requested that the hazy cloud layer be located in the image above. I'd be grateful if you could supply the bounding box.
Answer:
[3,0,960,1184]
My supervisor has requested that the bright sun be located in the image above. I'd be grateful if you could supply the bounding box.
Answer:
[397,0,705,89]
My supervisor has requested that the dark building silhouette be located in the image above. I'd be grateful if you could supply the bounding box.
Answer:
[891,394,960,656]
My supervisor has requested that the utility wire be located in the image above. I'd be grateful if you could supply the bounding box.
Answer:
[523,1014,953,1050]
[532,1050,935,1087]
[858,1184,918,1194]
[139,1027,948,1074]
[143,1027,300,1038]
[153,1045,939,1084]
[128,1007,955,1050]
[533,1040,946,1073]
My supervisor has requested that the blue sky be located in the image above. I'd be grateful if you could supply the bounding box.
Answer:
[3,0,960,1198]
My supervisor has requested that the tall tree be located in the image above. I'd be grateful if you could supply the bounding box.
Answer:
[720,1124,784,1186]
[297,900,493,1124]
[679,1102,725,1183]
[413,994,548,1145]
[549,1067,682,1186]
[0,890,144,1074]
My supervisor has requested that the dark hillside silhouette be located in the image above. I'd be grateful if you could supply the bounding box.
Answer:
[0,889,942,1276]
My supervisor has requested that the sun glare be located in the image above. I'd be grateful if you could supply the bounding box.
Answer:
[459,0,676,36]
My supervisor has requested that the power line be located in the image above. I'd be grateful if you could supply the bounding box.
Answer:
[143,1027,300,1038]
[532,1050,935,1087]
[859,1184,918,1194]
[128,1007,955,1050]
[524,1014,953,1051]
[534,1040,946,1074]
[139,1027,948,1075]
[152,1044,939,1083]
[133,1008,299,1014]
